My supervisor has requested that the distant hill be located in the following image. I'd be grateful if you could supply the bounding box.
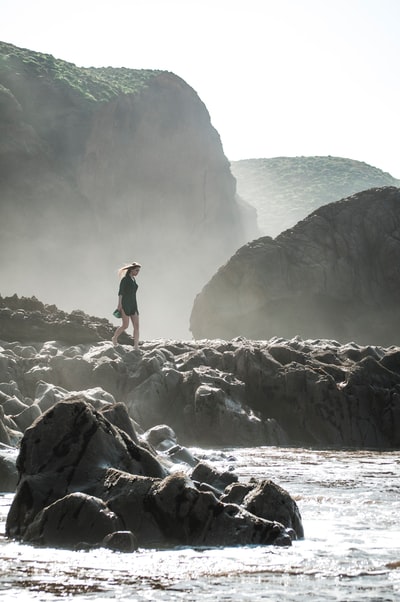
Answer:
[231,156,400,237]
[0,41,257,338]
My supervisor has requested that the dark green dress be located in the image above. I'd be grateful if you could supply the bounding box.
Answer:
[118,274,139,315]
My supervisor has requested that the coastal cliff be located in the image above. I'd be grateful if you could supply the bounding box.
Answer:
[0,41,257,338]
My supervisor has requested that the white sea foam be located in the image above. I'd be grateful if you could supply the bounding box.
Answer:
[1,447,400,601]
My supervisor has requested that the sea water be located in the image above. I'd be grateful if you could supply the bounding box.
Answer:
[1,447,399,601]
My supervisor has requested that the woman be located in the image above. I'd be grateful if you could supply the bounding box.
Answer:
[112,262,141,349]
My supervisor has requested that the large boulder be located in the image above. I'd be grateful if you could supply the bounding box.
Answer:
[23,493,124,549]
[6,398,299,550]
[6,397,167,539]
[190,187,400,346]
[146,472,293,547]
[223,479,304,540]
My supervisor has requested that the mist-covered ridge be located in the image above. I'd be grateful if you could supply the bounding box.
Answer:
[232,156,400,237]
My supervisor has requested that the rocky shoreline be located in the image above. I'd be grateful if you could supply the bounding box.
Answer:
[1,295,399,453]
[1,295,399,551]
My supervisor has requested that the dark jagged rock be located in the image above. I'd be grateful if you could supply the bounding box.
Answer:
[221,478,304,540]
[190,187,400,347]
[5,397,168,539]
[146,471,293,547]
[191,461,238,493]
[0,295,114,344]
[97,471,165,547]
[101,402,140,444]
[242,480,304,539]
[1,303,400,455]
[6,398,298,550]
[23,493,124,549]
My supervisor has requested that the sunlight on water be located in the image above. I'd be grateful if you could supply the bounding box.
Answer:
[1,448,400,601]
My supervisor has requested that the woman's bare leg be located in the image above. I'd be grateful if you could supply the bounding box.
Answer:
[112,311,129,345]
[131,313,140,349]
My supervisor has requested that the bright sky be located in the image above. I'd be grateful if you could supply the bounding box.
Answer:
[1,0,399,177]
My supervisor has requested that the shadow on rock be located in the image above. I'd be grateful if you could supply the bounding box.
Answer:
[6,397,302,551]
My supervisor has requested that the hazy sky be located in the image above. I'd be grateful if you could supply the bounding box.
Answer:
[1,0,399,177]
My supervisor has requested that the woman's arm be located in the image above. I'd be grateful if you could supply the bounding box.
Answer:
[118,276,128,298]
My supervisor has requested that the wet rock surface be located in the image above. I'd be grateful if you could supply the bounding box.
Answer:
[1,295,399,552]
[6,397,299,551]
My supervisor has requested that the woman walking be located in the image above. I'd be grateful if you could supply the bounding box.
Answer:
[112,262,141,349]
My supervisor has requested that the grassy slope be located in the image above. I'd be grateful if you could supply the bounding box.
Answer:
[0,40,161,103]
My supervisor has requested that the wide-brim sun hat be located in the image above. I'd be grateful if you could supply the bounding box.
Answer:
[122,262,141,270]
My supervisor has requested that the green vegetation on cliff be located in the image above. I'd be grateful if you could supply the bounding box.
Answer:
[0,40,161,102]
[231,156,400,237]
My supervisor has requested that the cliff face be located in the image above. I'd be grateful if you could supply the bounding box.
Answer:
[190,187,400,346]
[0,42,257,338]
[231,156,400,237]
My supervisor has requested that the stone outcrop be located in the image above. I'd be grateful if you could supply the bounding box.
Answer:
[6,397,299,550]
[0,41,257,339]
[222,478,304,539]
[0,295,113,344]
[190,187,400,346]
[1,296,400,463]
